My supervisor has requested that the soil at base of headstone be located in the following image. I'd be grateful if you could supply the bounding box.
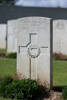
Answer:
[0,53,7,58]
[43,92,63,100]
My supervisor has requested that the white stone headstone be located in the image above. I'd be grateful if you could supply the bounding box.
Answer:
[17,17,52,88]
[7,20,17,53]
[53,20,67,55]
[0,24,6,49]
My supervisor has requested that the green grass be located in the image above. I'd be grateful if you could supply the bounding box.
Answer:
[0,49,6,53]
[0,57,67,87]
[0,98,13,100]
[0,58,16,77]
[53,60,67,86]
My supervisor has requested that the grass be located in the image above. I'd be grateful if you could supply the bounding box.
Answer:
[0,58,16,77]
[0,52,67,87]
[53,60,67,86]
[0,49,6,53]
[0,98,13,100]
[0,59,67,100]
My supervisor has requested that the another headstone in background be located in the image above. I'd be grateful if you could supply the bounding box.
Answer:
[53,20,67,55]
[0,24,6,49]
[7,20,17,53]
[17,17,52,88]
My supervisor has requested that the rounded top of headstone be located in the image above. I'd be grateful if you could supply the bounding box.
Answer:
[18,17,51,22]
[16,16,51,46]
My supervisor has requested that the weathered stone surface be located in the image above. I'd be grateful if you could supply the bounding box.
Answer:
[7,20,17,52]
[53,20,67,55]
[17,17,52,88]
[0,24,6,49]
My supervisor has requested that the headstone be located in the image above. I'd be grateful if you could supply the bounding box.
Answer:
[7,20,17,53]
[53,20,67,55]
[17,17,52,88]
[0,24,6,49]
